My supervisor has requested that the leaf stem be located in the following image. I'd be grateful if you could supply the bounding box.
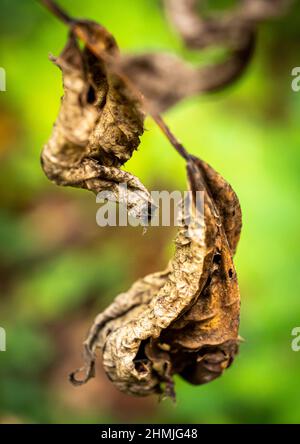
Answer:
[39,0,74,25]
[152,114,190,161]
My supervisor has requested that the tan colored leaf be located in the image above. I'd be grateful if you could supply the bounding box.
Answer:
[71,156,241,398]
[41,28,152,221]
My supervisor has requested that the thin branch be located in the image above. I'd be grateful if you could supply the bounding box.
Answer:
[153,114,190,161]
[39,0,74,25]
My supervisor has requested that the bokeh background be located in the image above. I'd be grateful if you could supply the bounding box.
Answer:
[1,0,300,424]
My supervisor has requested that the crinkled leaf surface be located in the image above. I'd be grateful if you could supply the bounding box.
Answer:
[71,156,242,398]
[41,24,151,221]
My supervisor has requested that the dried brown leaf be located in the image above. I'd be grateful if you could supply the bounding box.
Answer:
[71,156,241,397]
[120,38,254,113]
[41,27,152,221]
[164,0,291,49]
[120,0,290,113]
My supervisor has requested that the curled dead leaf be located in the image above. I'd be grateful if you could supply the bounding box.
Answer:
[41,26,152,221]
[120,0,290,113]
[70,156,242,397]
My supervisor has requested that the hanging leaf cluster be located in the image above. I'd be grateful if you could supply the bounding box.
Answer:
[40,0,291,397]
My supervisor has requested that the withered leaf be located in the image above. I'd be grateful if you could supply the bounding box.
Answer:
[41,25,152,221]
[70,156,242,398]
[120,0,290,113]
[120,39,254,114]
[164,0,291,49]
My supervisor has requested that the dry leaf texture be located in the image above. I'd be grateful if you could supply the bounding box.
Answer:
[70,156,242,397]
[41,25,152,221]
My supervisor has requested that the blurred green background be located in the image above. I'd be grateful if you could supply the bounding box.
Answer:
[1,0,300,424]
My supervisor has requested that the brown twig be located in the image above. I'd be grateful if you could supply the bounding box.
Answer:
[153,114,190,161]
[39,0,74,25]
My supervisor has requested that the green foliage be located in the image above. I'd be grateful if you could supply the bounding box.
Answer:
[1,0,300,424]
